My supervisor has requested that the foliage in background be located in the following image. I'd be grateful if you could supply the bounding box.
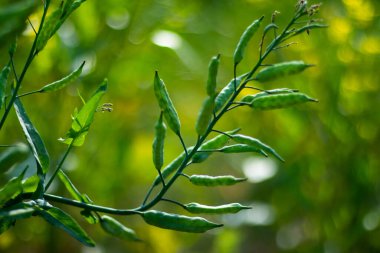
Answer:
[0,0,379,252]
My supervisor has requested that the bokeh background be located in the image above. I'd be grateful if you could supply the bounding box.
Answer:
[1,0,379,252]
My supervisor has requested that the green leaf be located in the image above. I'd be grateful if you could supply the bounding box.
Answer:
[14,98,50,174]
[0,63,11,110]
[60,79,108,146]
[141,210,223,233]
[0,201,36,220]
[189,175,247,187]
[0,143,29,173]
[255,61,313,82]
[36,8,63,52]
[184,203,251,214]
[192,128,240,163]
[38,206,95,247]
[39,61,85,93]
[232,134,284,162]
[100,215,140,241]
[21,175,40,193]
[0,168,26,206]
[153,72,181,136]
[0,219,13,234]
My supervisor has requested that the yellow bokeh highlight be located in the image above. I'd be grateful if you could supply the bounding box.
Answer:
[328,17,351,44]
[337,47,355,63]
[343,0,374,24]
[360,36,380,55]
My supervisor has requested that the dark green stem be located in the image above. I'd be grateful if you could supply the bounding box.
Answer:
[0,1,51,130]
[45,142,74,191]
[17,90,41,98]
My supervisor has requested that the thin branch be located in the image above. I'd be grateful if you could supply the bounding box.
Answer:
[211,129,234,139]
[161,198,186,208]
[273,42,298,50]
[17,90,41,98]
[27,18,37,35]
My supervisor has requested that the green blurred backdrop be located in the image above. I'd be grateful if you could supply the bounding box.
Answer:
[1,0,379,252]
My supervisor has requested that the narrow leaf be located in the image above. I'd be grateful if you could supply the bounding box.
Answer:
[184,203,251,214]
[40,61,85,93]
[38,206,95,247]
[0,63,11,110]
[57,170,83,201]
[0,202,36,220]
[100,215,140,241]
[36,8,63,52]
[22,175,40,193]
[60,79,108,146]
[255,61,313,82]
[0,168,26,206]
[14,98,50,174]
[153,72,181,135]
[0,143,29,172]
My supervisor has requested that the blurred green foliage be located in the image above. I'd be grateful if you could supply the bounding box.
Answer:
[1,0,380,252]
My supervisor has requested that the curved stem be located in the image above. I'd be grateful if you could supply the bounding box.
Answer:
[0,1,51,130]
[45,142,74,191]
[44,194,141,215]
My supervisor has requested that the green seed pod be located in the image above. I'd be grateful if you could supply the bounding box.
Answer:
[0,63,11,110]
[241,88,298,104]
[214,74,247,113]
[154,71,181,135]
[293,23,328,36]
[195,97,214,137]
[233,16,264,65]
[36,8,63,52]
[218,144,268,156]
[232,134,284,162]
[40,61,85,92]
[255,61,313,82]
[152,112,166,171]
[263,23,279,35]
[141,210,223,233]
[184,203,251,214]
[206,54,220,97]
[192,128,240,163]
[100,215,140,241]
[250,92,318,110]
[152,147,193,186]
[189,175,247,187]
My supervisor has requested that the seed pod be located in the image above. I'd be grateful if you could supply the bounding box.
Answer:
[154,72,181,135]
[152,112,166,171]
[293,23,328,36]
[152,147,193,186]
[232,134,284,162]
[192,128,240,163]
[263,23,279,35]
[250,92,317,110]
[255,61,313,82]
[100,215,140,241]
[184,203,251,214]
[218,144,268,156]
[0,64,11,110]
[39,61,85,92]
[36,8,63,52]
[195,97,214,137]
[233,16,264,65]
[206,54,220,97]
[241,88,298,104]
[214,74,247,113]
[189,175,247,187]
[141,210,223,233]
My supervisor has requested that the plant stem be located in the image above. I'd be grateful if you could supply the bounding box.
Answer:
[0,1,50,130]
[17,90,41,98]
[137,15,299,212]
[44,194,141,215]
[45,142,74,191]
